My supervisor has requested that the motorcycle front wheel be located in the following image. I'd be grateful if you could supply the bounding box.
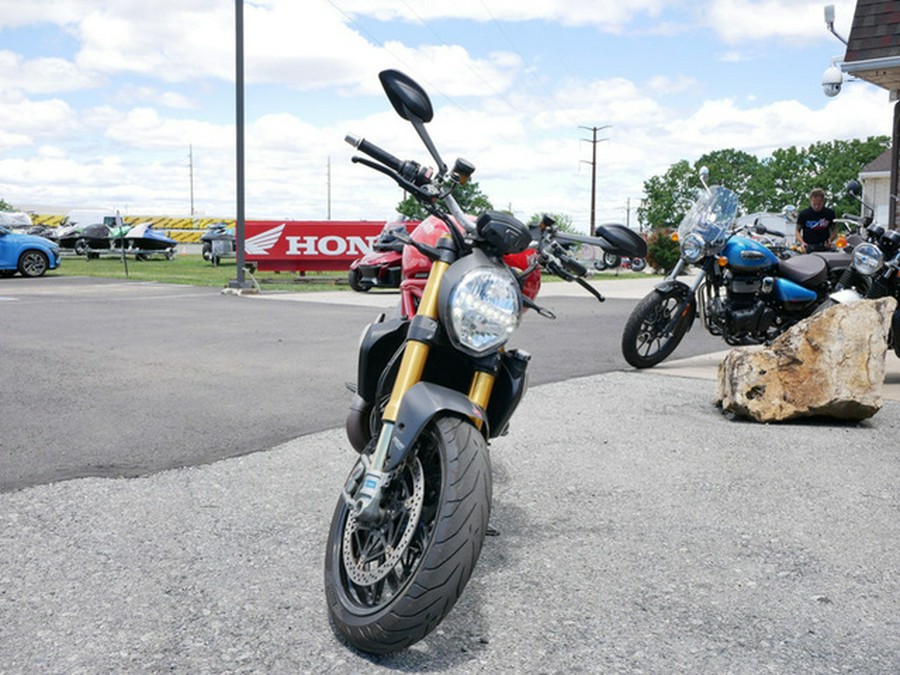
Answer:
[621,288,693,368]
[348,267,371,292]
[324,415,491,654]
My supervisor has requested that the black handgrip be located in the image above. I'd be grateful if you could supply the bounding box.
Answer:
[345,134,402,172]
[560,253,588,277]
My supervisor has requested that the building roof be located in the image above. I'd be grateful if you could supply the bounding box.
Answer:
[843,0,900,91]
[859,148,893,176]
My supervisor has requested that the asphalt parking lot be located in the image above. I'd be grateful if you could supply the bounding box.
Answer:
[2,276,899,673]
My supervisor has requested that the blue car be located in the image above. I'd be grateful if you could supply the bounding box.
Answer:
[0,225,61,278]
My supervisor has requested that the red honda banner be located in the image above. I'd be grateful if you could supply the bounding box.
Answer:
[244,220,387,272]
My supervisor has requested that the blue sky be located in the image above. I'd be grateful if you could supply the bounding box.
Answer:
[0,0,893,231]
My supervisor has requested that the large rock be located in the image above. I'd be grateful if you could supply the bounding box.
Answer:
[715,297,897,422]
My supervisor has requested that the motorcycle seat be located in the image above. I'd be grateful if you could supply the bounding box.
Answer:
[811,251,851,273]
[779,254,828,288]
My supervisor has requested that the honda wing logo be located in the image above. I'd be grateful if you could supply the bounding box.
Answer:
[245,224,285,255]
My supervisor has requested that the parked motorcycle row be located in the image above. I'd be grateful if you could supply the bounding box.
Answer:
[619,168,900,368]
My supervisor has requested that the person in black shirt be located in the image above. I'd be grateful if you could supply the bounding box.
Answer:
[795,188,836,252]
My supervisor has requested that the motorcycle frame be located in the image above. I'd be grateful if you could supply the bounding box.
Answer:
[348,225,531,522]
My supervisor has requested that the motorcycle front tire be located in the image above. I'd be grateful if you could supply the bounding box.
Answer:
[324,415,491,655]
[348,267,371,292]
[621,288,693,368]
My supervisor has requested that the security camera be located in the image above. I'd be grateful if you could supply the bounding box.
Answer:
[822,64,843,97]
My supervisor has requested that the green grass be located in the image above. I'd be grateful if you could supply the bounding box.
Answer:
[48,253,346,292]
[49,251,654,292]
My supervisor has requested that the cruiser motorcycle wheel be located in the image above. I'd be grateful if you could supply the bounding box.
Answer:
[621,288,693,368]
[324,415,491,654]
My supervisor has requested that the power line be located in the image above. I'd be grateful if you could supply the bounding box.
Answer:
[475,0,560,104]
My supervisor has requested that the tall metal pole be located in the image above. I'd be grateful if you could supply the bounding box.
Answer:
[189,144,195,217]
[579,125,610,234]
[229,0,253,290]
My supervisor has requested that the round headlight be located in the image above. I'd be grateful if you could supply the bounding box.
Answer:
[852,243,883,276]
[445,267,521,355]
[680,232,706,263]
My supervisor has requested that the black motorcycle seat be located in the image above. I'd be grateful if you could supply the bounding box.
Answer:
[779,254,828,288]
[811,251,851,273]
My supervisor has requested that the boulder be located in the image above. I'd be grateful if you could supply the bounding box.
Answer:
[715,297,897,422]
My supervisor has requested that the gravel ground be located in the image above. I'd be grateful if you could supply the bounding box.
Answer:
[2,372,899,674]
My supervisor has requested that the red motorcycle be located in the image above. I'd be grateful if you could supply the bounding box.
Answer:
[347,218,416,292]
[325,69,646,654]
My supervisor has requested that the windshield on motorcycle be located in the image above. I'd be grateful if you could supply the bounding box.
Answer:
[677,186,739,247]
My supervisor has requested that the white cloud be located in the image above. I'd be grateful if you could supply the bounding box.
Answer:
[0,0,892,229]
[703,0,856,44]
[333,0,668,29]
[0,50,100,94]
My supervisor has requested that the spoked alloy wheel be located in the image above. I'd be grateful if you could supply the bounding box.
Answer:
[325,416,491,654]
[18,251,49,278]
[621,288,692,368]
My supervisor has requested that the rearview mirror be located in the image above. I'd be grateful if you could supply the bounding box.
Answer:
[379,70,434,124]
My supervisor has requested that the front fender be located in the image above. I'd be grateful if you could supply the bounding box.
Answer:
[654,279,696,330]
[385,382,487,472]
[654,278,692,296]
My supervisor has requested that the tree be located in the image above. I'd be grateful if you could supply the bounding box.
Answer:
[0,198,13,212]
[636,160,698,230]
[802,137,889,217]
[638,136,890,231]
[748,138,890,217]
[695,149,761,205]
[397,180,493,220]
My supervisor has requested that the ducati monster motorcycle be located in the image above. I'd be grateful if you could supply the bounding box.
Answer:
[324,69,646,654]
[621,168,849,368]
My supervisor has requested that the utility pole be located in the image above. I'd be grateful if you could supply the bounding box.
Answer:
[580,125,610,234]
[327,156,332,220]
[189,144,195,217]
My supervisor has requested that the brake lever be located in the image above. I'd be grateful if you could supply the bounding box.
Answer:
[573,275,605,303]
[352,156,434,204]
[544,254,605,303]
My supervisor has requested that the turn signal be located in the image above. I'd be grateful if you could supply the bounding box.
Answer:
[717,256,728,267]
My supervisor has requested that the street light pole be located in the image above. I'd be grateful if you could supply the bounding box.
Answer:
[580,125,610,234]
[228,0,254,291]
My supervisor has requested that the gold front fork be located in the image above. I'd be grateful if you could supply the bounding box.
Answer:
[467,370,495,430]
[382,259,449,423]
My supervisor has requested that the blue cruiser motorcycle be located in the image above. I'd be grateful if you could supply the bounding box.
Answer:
[622,169,848,368]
